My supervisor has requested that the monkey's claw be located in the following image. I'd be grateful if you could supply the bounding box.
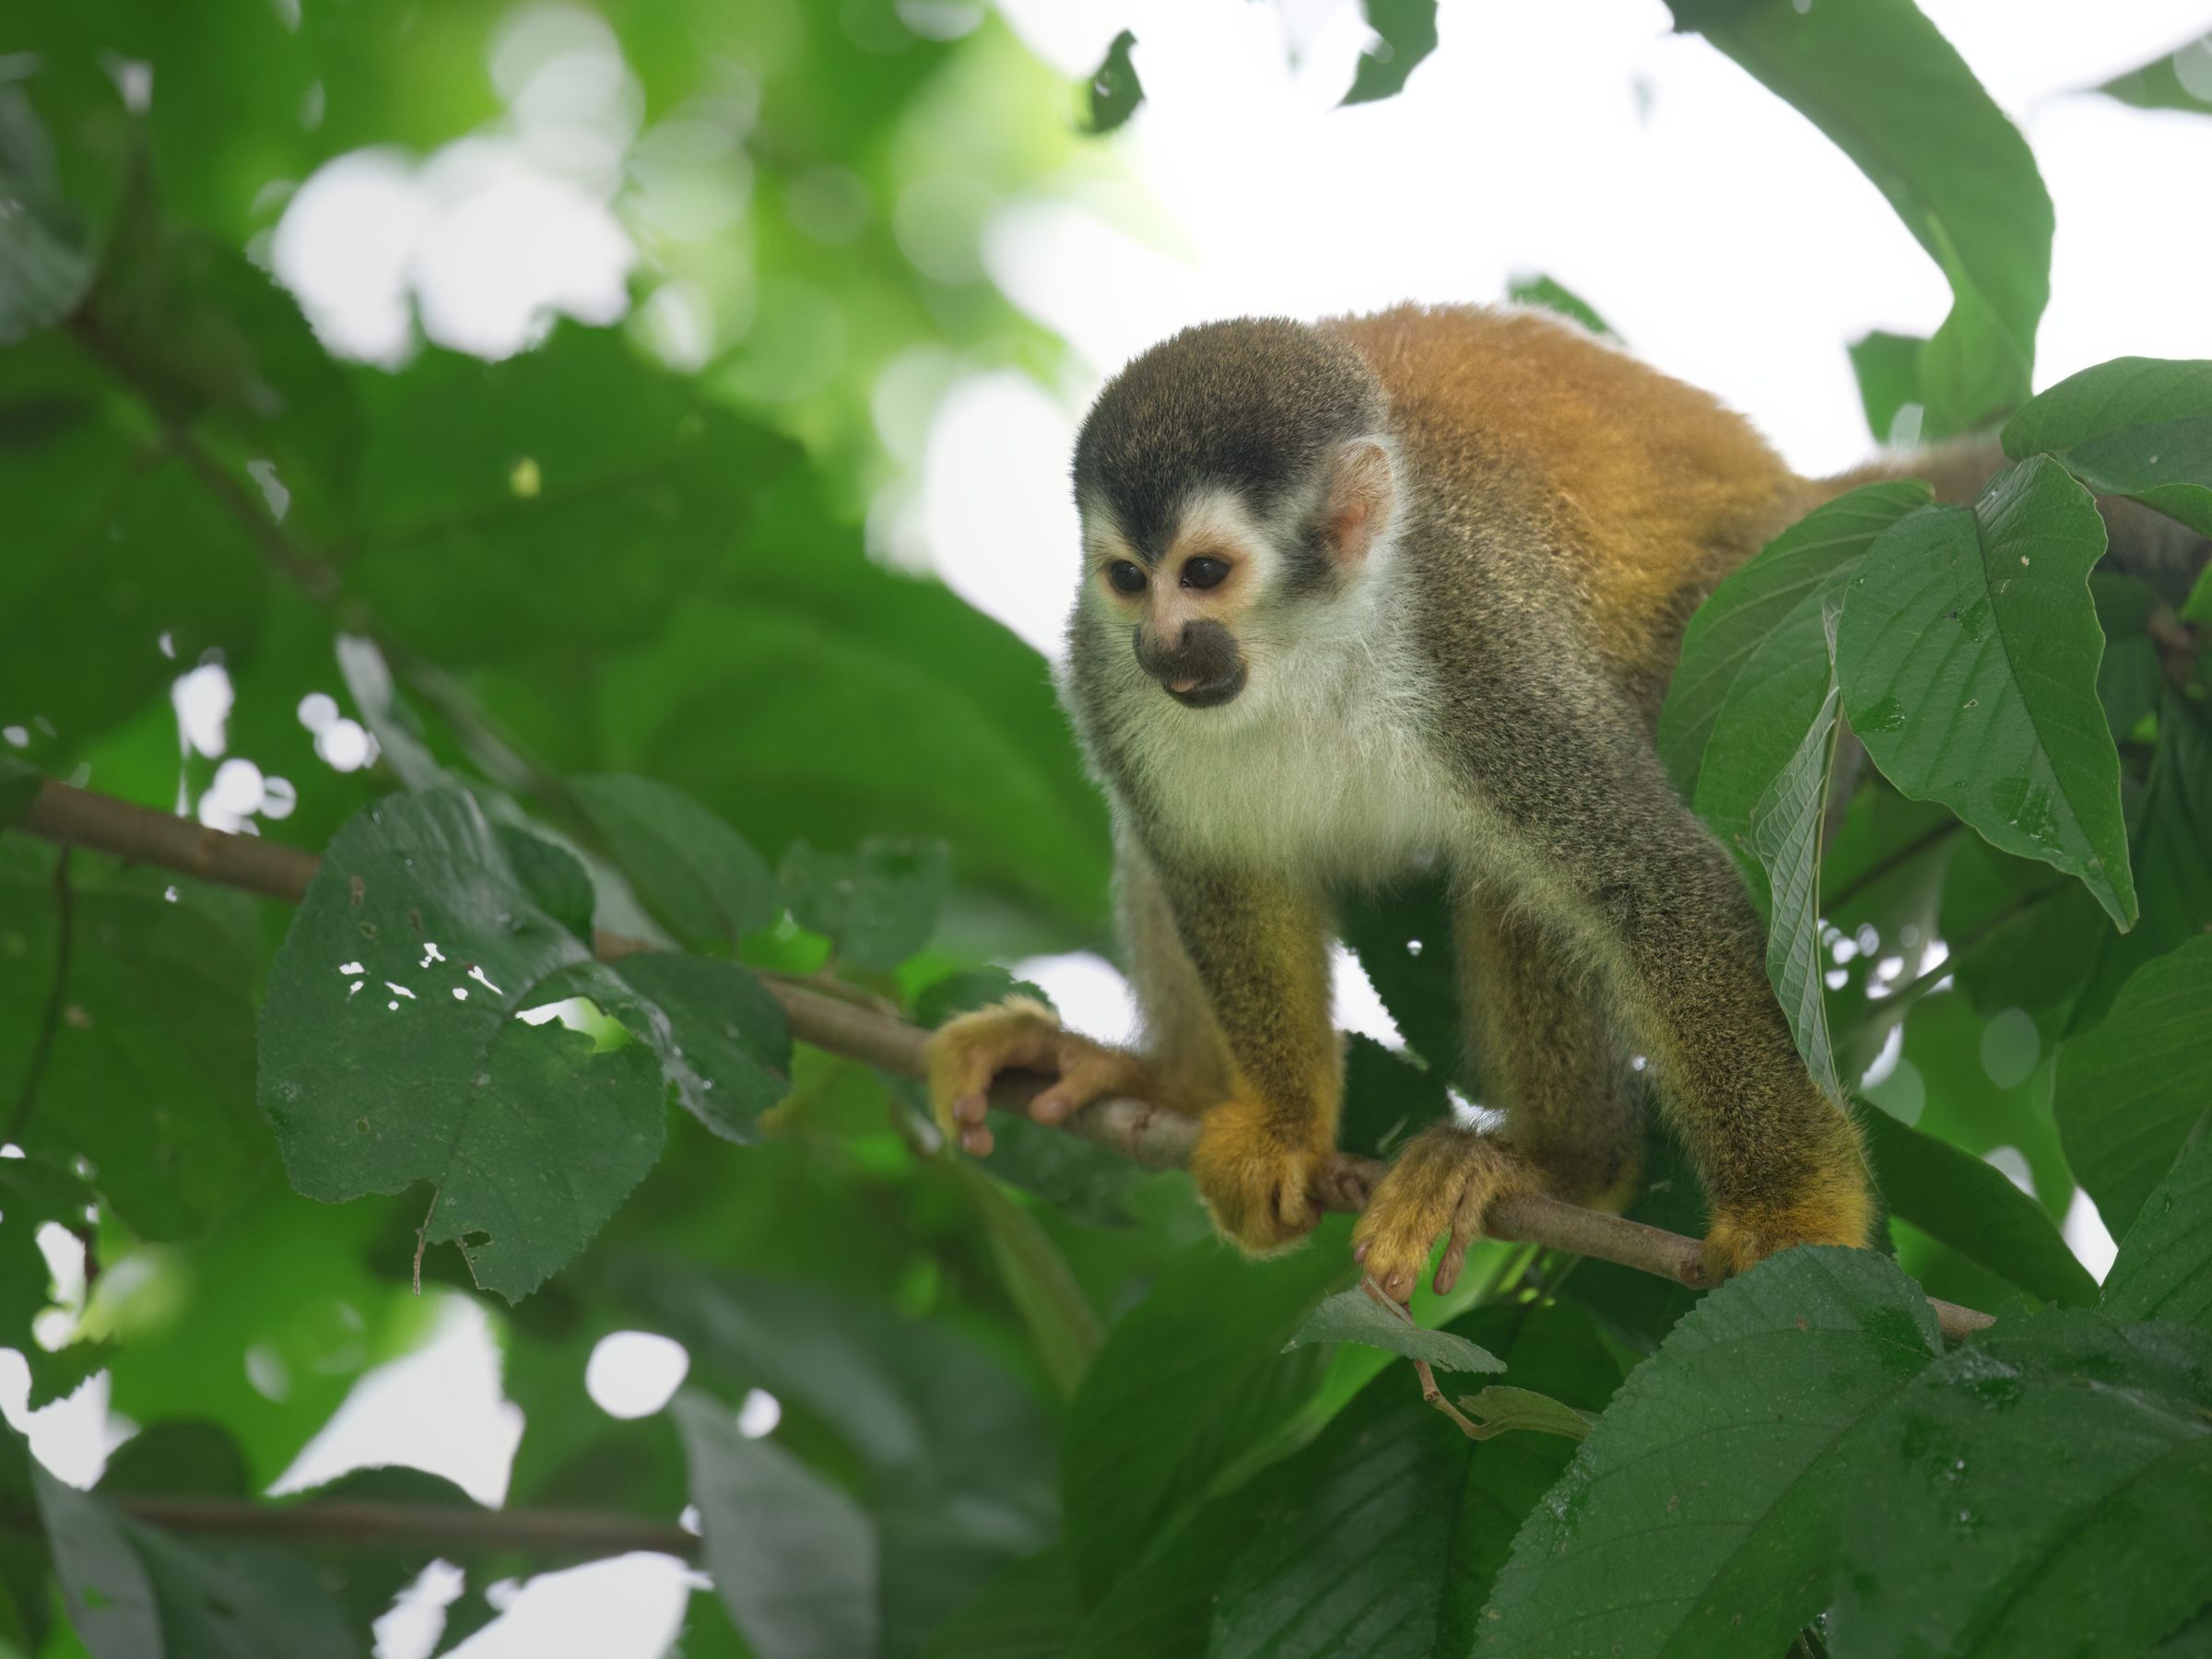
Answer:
[924,996,1152,1157]
[1188,1095,1331,1253]
[1351,1126,1538,1302]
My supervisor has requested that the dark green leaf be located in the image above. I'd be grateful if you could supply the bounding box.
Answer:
[1456,1384,1595,1441]
[2003,356,2212,537]
[2053,932,2212,1236]
[0,87,93,343]
[1506,274,1617,338]
[613,951,794,1142]
[0,843,272,1241]
[1343,0,1440,105]
[0,1153,106,1408]
[494,823,598,942]
[569,773,780,952]
[1062,1224,1349,1602]
[1339,872,1470,1093]
[1838,458,2136,928]
[1857,1103,2097,1307]
[2186,561,2212,624]
[0,757,41,825]
[2101,1132,2212,1332]
[1668,0,2051,433]
[259,791,676,1300]
[1285,1285,1505,1373]
[780,838,949,974]
[2096,35,2212,117]
[1848,328,1927,446]
[1830,1312,2212,1657]
[672,1390,878,1659]
[1662,481,1927,802]
[1338,1032,1452,1160]
[942,1155,1103,1397]
[924,1548,1081,1659]
[1084,31,1143,134]
[1479,1248,1941,1657]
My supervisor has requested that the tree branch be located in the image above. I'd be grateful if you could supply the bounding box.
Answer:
[10,779,1996,1341]
[117,1495,699,1561]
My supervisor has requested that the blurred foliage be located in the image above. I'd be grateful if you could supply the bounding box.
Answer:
[0,2,2209,1657]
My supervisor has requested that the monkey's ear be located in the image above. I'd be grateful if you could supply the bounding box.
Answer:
[1320,440,1395,567]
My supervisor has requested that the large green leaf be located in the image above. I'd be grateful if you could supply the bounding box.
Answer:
[1837,457,2136,928]
[1830,1312,2212,1656]
[1214,1303,1620,1659]
[567,773,781,951]
[1661,480,1927,803]
[2053,933,2212,1237]
[1668,0,2050,434]
[2101,1133,2212,1332]
[1856,1104,2097,1308]
[260,791,788,1299]
[1478,1248,1940,1658]
[1848,329,1928,446]
[923,1548,1081,1659]
[2097,33,2212,115]
[1062,1226,1349,1602]
[672,1389,879,1659]
[0,843,272,1241]
[2003,357,2212,537]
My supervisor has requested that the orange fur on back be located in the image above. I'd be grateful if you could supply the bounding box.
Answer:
[1325,304,1815,701]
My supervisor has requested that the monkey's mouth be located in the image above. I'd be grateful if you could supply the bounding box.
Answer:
[1163,664,1247,708]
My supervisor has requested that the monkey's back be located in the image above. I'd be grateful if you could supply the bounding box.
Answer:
[1325,303,1815,710]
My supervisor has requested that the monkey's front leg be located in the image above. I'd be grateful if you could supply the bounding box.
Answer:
[1159,863,1343,1253]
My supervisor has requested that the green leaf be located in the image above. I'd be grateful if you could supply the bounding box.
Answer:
[1849,328,1928,446]
[1856,1103,2097,1307]
[0,844,272,1241]
[1213,1303,1620,1659]
[2096,34,2212,116]
[1479,1248,1941,1658]
[942,1156,1103,1398]
[259,791,675,1300]
[1837,458,2136,928]
[36,1461,360,1658]
[569,773,780,952]
[1506,274,1617,338]
[2053,933,2212,1236]
[2101,1133,2212,1332]
[1285,1285,1505,1373]
[1745,649,1844,1094]
[780,838,949,974]
[1662,480,1928,802]
[1339,872,1470,1094]
[611,951,794,1142]
[671,1390,878,1659]
[1456,1384,1595,1442]
[2186,561,2212,624]
[2003,357,2212,537]
[0,1153,109,1409]
[1830,1312,2212,1657]
[0,88,92,345]
[0,758,41,825]
[1667,0,2051,434]
[923,1549,1081,1659]
[1062,1225,1349,1603]
[1084,30,1143,134]
[1343,0,1440,105]
[1338,1032,1451,1160]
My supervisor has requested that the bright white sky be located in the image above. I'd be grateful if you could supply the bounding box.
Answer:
[14,3,2209,1653]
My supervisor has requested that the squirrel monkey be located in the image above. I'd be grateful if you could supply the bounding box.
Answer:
[924,303,2187,1298]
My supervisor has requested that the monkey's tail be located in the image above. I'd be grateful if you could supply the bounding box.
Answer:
[1821,435,2207,606]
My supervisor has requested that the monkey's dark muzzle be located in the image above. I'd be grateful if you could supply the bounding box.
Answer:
[1135,619,1247,709]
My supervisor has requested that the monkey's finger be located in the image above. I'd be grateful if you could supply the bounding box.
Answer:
[1432,1226,1474,1297]
[960,1124,995,1157]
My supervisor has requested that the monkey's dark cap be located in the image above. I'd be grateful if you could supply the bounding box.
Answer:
[1072,318,1383,560]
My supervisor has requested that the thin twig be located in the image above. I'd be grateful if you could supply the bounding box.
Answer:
[5,779,1996,1342]
[6,850,76,1146]
[1819,817,1961,916]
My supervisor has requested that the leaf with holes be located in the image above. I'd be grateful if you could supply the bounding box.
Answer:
[1837,458,2135,929]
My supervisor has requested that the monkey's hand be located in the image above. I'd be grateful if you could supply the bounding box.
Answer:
[1700,1167,1875,1280]
[1188,1094,1334,1253]
[1351,1125,1541,1302]
[925,996,1156,1157]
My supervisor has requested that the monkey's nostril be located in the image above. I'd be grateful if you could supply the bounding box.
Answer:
[1171,676,1201,694]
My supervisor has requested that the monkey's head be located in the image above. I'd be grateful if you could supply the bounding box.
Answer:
[1066,318,1399,724]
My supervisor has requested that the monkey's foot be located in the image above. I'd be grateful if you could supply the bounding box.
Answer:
[1188,1095,1332,1253]
[924,996,1155,1157]
[1700,1180,1875,1280]
[1351,1125,1540,1302]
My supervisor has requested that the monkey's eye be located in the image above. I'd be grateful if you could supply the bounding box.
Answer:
[1181,556,1230,590]
[1106,560,1147,594]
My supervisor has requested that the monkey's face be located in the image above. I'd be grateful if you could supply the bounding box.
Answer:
[1073,441,1399,724]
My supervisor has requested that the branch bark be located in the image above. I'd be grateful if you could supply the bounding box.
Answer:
[117,1495,699,1561]
[12,778,1995,1341]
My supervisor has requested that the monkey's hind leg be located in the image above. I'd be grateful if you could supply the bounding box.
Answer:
[925,997,1161,1157]
[1351,894,1645,1302]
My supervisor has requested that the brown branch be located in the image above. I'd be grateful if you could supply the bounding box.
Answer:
[7,778,1996,1342]
[118,1495,698,1561]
